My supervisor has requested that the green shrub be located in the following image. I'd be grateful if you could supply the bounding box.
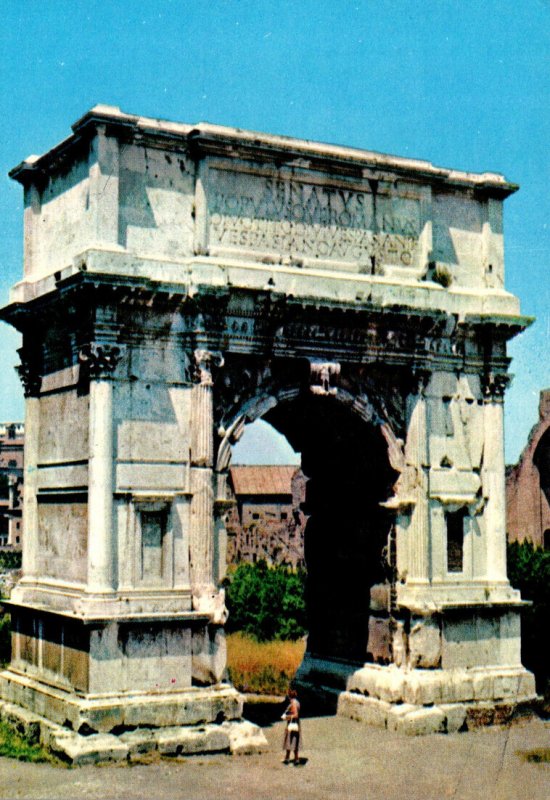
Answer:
[507,541,550,692]
[223,561,307,642]
[0,550,22,570]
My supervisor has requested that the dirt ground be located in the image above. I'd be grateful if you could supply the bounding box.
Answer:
[0,713,549,800]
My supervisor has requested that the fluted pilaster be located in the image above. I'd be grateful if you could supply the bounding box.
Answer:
[16,346,41,580]
[189,349,224,601]
[482,373,509,582]
[407,373,430,582]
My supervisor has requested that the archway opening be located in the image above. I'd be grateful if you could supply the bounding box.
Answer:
[262,393,396,665]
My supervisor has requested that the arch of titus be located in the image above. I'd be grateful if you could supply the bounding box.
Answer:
[0,106,536,756]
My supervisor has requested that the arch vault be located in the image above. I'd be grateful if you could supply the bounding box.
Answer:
[0,106,536,754]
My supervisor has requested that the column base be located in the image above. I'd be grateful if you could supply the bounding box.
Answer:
[337,663,538,734]
[0,669,243,731]
[0,696,267,765]
[0,672,268,763]
[295,655,538,734]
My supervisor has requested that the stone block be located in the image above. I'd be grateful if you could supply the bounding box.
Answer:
[472,671,494,700]
[492,672,522,701]
[156,725,230,756]
[346,666,379,696]
[391,706,446,736]
[440,672,474,703]
[192,626,227,685]
[222,720,268,755]
[39,719,68,749]
[497,612,522,665]
[408,617,442,669]
[386,703,417,732]
[1,675,242,735]
[79,704,124,734]
[493,704,515,725]
[439,703,467,733]
[121,687,242,729]
[465,703,495,729]
[49,731,129,765]
[373,668,405,703]
[392,622,407,668]
[517,670,537,700]
[367,617,392,664]
[403,671,443,706]
[369,583,390,612]
[119,728,158,756]
[337,692,391,728]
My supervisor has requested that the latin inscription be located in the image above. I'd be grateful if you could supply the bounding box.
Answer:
[207,172,421,268]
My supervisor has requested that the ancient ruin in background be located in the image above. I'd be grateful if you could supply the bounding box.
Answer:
[226,465,306,568]
[507,389,550,550]
[0,106,536,759]
[0,423,24,548]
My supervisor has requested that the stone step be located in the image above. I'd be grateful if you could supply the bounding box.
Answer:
[0,701,267,765]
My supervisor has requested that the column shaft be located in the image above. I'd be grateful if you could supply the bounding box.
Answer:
[406,388,430,582]
[483,398,507,581]
[87,378,115,591]
[190,470,214,587]
[192,383,214,467]
[190,379,215,589]
[22,396,40,579]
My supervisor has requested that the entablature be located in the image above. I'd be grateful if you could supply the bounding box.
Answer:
[1,267,530,388]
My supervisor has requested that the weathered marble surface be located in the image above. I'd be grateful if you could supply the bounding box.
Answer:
[0,106,535,742]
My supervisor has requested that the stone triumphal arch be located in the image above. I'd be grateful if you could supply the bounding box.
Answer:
[0,106,536,756]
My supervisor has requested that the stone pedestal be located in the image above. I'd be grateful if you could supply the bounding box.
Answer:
[0,336,265,761]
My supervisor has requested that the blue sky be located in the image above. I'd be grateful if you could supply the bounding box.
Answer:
[0,0,548,464]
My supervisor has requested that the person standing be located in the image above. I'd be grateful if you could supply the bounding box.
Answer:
[282,688,301,765]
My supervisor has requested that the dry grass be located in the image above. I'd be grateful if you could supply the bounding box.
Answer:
[226,633,306,695]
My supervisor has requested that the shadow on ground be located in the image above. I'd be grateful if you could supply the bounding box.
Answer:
[243,693,337,727]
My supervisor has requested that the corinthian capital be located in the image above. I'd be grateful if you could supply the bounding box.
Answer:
[409,368,431,396]
[78,343,124,378]
[482,371,511,401]
[193,349,224,386]
[16,347,42,397]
